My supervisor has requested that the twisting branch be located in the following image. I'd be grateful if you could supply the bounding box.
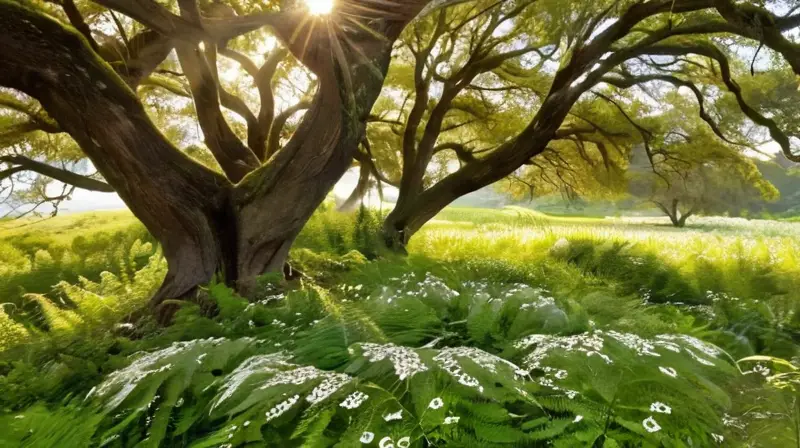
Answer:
[634,43,800,162]
[0,155,114,192]
[600,73,748,149]
[253,49,289,160]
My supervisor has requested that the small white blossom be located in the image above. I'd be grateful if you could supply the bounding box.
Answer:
[650,402,671,414]
[429,397,444,409]
[384,410,403,421]
[643,416,661,433]
[340,391,369,410]
[397,436,411,448]
[444,416,460,425]
[711,433,724,443]
[360,343,428,380]
[659,366,677,378]
[565,390,579,399]
[265,395,300,422]
[379,436,394,448]
[573,415,583,423]
[360,432,375,443]
[306,374,350,404]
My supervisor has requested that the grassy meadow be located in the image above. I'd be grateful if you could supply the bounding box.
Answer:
[1,204,799,447]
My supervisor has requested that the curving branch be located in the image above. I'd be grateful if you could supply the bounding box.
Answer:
[713,0,800,75]
[253,49,289,160]
[0,155,114,192]
[635,43,800,162]
[600,73,748,149]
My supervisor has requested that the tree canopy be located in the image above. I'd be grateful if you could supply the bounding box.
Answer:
[372,0,800,246]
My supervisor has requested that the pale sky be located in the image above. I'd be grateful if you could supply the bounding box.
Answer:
[40,167,385,214]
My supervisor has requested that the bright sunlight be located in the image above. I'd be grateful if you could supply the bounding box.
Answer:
[305,0,333,15]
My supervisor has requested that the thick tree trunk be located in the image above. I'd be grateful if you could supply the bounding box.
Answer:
[0,7,234,321]
[233,50,391,294]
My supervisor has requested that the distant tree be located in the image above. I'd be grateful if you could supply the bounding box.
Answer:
[367,0,800,248]
[630,151,779,227]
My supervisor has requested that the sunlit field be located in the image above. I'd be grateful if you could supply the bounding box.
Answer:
[1,205,799,446]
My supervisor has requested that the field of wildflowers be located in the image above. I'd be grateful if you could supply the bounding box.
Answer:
[1,205,799,446]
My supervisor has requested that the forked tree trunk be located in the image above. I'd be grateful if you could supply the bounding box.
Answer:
[0,1,426,322]
[655,199,694,228]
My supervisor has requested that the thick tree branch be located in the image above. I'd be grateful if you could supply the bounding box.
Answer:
[1,1,233,303]
[175,0,260,182]
[121,31,175,87]
[253,49,288,160]
[219,47,260,78]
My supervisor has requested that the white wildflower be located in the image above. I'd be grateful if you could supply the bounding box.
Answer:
[379,436,394,448]
[650,402,671,414]
[306,373,351,404]
[643,416,661,433]
[384,410,403,421]
[573,415,583,423]
[397,436,411,448]
[433,346,521,393]
[444,416,460,425]
[265,394,300,422]
[360,432,375,443]
[340,391,369,410]
[565,390,579,399]
[429,397,444,409]
[659,366,677,378]
[360,343,428,380]
[711,433,724,443]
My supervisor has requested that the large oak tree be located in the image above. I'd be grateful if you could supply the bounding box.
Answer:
[0,0,434,319]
